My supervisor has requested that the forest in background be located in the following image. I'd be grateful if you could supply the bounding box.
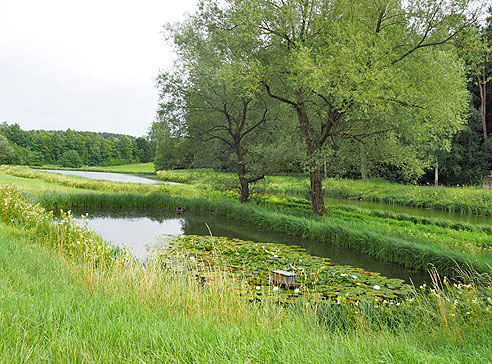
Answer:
[0,122,151,168]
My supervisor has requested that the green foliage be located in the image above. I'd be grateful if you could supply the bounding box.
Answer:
[0,122,151,167]
[0,134,20,165]
[59,150,83,168]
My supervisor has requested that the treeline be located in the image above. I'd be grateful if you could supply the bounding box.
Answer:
[0,123,151,168]
[152,0,491,216]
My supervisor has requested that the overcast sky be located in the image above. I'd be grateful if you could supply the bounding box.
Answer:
[0,0,198,137]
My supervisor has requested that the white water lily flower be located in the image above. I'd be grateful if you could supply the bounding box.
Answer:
[356,282,361,286]
[294,288,300,293]
[373,285,381,290]
[272,287,279,292]
[340,273,348,277]
[273,254,278,258]
[256,286,261,290]
[352,275,358,279]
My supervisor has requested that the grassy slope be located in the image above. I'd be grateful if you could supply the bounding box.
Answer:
[1,223,491,363]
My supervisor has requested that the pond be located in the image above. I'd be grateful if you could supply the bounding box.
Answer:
[69,208,430,286]
[40,169,181,185]
[325,197,492,226]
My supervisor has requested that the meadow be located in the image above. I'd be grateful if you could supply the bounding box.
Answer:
[0,181,491,362]
[37,162,156,175]
[157,169,492,215]
[2,165,492,277]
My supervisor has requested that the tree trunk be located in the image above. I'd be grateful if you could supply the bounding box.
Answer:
[434,153,439,187]
[309,164,326,216]
[239,178,249,203]
[294,97,327,216]
[360,147,367,180]
[236,144,250,203]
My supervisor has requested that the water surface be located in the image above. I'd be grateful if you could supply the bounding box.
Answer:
[40,169,181,185]
[71,208,430,286]
[325,197,492,226]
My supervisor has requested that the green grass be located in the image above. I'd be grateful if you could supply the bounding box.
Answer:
[39,162,156,174]
[1,205,492,362]
[26,189,492,277]
[156,169,492,215]
[3,165,492,277]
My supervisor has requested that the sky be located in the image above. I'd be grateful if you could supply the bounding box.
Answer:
[0,0,198,137]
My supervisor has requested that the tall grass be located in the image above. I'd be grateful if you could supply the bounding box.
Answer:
[0,184,111,264]
[157,168,492,215]
[1,217,492,362]
[29,189,492,277]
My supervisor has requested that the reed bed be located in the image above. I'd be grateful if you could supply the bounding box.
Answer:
[28,189,492,278]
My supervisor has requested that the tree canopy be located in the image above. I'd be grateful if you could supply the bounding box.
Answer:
[154,0,477,214]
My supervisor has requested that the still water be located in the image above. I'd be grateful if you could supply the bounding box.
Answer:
[40,169,181,185]
[42,169,490,225]
[71,208,430,285]
[325,197,492,226]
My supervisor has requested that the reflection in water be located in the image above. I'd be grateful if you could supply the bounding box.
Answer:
[71,208,430,286]
[40,169,181,185]
[325,197,492,226]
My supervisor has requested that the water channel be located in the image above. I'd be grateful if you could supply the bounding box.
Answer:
[70,208,430,286]
[40,169,181,185]
[325,197,492,226]
[44,169,491,286]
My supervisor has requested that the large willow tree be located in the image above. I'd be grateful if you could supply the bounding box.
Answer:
[220,0,476,215]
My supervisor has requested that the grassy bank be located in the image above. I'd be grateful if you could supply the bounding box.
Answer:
[156,169,492,215]
[1,187,492,362]
[2,166,491,278]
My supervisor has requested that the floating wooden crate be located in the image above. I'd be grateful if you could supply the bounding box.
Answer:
[271,270,298,289]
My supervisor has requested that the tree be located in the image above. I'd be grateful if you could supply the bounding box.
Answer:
[455,21,491,139]
[0,134,19,164]
[216,0,476,214]
[158,3,299,202]
[59,150,83,168]
[151,120,193,171]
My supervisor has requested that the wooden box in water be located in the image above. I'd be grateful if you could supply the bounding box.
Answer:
[271,270,297,288]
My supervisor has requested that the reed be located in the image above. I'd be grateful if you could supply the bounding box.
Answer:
[1,218,491,363]
[28,189,492,277]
